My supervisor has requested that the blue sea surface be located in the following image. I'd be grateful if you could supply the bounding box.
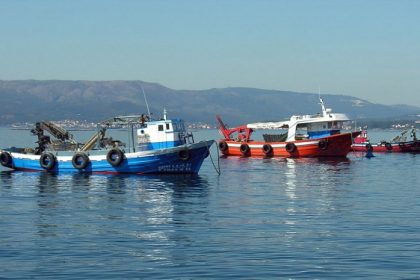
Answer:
[1,128,419,279]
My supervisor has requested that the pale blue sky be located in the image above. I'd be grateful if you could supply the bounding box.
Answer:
[1,0,419,106]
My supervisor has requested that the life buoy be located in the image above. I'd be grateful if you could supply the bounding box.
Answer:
[72,152,90,169]
[218,141,228,153]
[365,143,373,152]
[106,148,124,167]
[178,149,191,161]
[0,151,12,167]
[318,139,328,150]
[385,142,392,151]
[39,152,57,170]
[262,144,273,156]
[285,143,296,153]
[240,143,250,156]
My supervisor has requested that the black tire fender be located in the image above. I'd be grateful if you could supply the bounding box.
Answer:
[106,148,124,167]
[72,152,90,169]
[285,143,296,153]
[385,142,392,151]
[218,141,228,152]
[178,149,191,161]
[240,143,250,156]
[262,144,273,156]
[0,151,12,167]
[39,152,57,170]
[318,139,329,150]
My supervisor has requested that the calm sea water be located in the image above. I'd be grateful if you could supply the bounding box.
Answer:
[1,128,419,279]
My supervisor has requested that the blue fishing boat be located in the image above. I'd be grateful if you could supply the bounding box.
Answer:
[0,110,214,174]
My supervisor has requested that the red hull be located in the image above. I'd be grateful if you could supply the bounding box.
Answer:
[351,140,420,153]
[219,132,357,158]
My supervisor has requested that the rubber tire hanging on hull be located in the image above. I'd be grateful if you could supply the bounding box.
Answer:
[72,152,90,169]
[240,143,250,156]
[385,142,392,151]
[106,148,124,167]
[318,140,329,150]
[262,144,273,156]
[0,151,12,167]
[40,152,57,170]
[285,143,296,153]
[218,141,228,153]
[178,149,191,161]
[365,143,373,152]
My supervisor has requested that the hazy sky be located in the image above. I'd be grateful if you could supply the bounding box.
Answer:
[1,0,419,106]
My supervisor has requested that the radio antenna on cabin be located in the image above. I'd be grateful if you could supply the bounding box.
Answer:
[141,84,151,119]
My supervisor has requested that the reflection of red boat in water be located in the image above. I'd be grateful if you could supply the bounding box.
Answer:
[217,98,360,158]
[351,128,420,153]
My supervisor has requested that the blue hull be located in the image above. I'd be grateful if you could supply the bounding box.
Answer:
[4,140,214,174]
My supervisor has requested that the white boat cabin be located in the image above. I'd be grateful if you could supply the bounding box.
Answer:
[136,110,192,150]
[247,98,350,142]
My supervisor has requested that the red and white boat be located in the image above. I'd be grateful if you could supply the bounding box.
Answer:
[351,129,420,153]
[217,98,360,158]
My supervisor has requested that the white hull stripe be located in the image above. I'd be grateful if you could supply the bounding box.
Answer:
[228,141,319,148]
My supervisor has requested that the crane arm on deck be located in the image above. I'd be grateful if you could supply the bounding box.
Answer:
[80,128,106,151]
[216,115,253,142]
[31,121,77,144]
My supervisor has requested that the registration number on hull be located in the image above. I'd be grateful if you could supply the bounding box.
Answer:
[158,163,192,172]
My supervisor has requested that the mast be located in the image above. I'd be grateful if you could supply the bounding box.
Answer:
[141,84,151,119]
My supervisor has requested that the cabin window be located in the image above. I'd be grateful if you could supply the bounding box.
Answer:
[166,123,170,130]
[295,124,308,140]
[328,122,332,129]
[158,125,164,131]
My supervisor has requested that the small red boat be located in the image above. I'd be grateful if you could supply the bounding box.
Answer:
[351,129,420,153]
[217,98,360,158]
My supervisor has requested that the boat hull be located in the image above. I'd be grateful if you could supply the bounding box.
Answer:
[351,140,420,153]
[218,132,357,158]
[1,140,214,174]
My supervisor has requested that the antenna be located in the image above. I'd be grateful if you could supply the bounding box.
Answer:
[318,86,323,106]
[141,84,151,118]
[318,86,324,104]
[318,87,328,116]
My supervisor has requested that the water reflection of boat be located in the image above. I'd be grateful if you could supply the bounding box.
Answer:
[26,171,210,244]
[216,98,359,158]
[0,110,214,174]
[351,128,419,153]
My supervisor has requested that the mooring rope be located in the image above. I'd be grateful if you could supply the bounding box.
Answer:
[205,140,221,175]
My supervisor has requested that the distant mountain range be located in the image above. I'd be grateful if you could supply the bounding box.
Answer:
[0,80,419,126]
